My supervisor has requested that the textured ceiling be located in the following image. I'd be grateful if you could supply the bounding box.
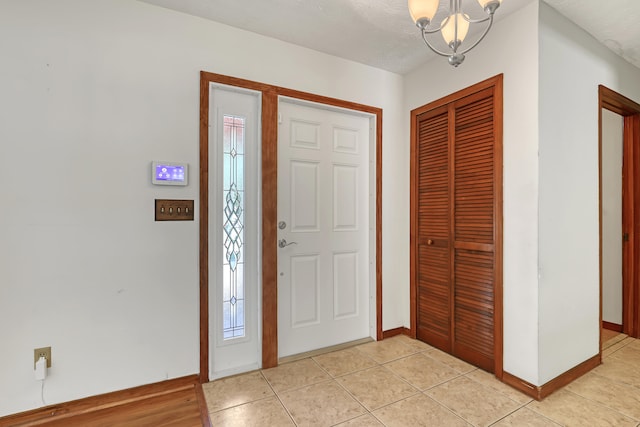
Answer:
[139,0,640,74]
[543,0,640,69]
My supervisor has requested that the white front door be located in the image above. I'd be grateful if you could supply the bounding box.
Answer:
[277,98,374,358]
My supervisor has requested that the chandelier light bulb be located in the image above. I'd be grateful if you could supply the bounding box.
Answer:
[408,0,440,28]
[441,13,470,47]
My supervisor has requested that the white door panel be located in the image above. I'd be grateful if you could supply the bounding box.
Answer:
[278,99,373,358]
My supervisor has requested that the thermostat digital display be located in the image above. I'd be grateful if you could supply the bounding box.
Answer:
[152,161,188,186]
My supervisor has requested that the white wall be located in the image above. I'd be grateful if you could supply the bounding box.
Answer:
[538,2,640,384]
[404,1,540,384]
[601,110,623,325]
[0,0,404,416]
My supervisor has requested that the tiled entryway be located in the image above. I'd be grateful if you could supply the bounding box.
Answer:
[203,334,640,426]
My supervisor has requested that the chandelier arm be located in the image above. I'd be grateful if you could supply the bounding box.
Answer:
[463,15,491,24]
[421,14,450,35]
[459,14,494,55]
[420,29,453,57]
[422,25,445,35]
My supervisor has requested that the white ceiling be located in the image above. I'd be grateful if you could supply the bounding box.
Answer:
[139,0,640,75]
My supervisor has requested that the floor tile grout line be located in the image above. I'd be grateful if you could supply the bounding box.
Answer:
[486,401,541,426]
[461,369,532,406]
[562,387,640,422]
[330,359,412,415]
[526,389,638,425]
[259,370,299,426]
[588,367,640,390]
[435,398,472,427]
[261,358,333,395]
[603,341,635,357]
[311,349,379,379]
[524,401,567,426]
[203,372,278,414]
[418,388,485,426]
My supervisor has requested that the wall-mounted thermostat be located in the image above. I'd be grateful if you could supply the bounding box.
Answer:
[152,161,188,186]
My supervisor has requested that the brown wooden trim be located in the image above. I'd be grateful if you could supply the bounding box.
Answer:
[199,72,210,383]
[376,101,384,342]
[409,94,418,340]
[501,371,540,400]
[277,87,381,116]
[409,74,504,377]
[410,76,502,118]
[261,89,279,369]
[502,354,600,401]
[600,85,640,116]
[539,354,601,400]
[630,113,640,338]
[624,113,640,338]
[599,85,640,343]
[621,101,632,338]
[382,327,411,339]
[493,74,504,379]
[200,71,384,376]
[0,375,200,426]
[195,383,213,427]
[598,90,604,355]
[602,321,623,332]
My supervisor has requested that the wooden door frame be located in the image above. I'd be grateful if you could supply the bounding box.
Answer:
[199,71,383,382]
[599,85,640,344]
[409,74,503,378]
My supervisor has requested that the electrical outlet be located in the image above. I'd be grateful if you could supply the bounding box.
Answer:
[34,347,52,368]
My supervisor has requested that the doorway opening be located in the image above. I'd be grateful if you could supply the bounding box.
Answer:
[199,71,383,382]
[599,85,640,349]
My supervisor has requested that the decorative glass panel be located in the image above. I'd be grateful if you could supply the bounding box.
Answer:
[222,115,246,339]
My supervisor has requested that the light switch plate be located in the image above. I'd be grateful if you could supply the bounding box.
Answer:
[155,199,194,221]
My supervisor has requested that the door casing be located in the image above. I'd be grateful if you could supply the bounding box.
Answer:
[599,85,640,345]
[199,71,383,381]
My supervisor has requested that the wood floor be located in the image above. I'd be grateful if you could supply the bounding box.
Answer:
[0,376,211,427]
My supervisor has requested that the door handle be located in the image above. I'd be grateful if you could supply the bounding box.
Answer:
[426,239,434,245]
[278,239,298,248]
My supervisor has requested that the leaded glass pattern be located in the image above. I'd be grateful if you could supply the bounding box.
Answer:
[223,115,245,339]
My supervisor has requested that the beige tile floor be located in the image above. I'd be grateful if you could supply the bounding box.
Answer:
[203,333,640,426]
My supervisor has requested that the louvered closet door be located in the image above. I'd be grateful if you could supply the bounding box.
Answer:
[452,88,496,372]
[415,87,498,373]
[416,105,452,352]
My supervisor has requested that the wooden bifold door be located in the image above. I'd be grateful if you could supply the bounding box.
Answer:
[410,75,503,375]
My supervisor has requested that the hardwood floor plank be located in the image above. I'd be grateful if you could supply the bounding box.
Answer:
[0,376,210,427]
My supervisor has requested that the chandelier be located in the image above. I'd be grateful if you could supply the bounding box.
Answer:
[408,0,503,67]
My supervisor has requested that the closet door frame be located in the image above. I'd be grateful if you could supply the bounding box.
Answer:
[409,74,503,378]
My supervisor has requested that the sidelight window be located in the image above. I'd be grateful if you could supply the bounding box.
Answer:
[222,115,245,339]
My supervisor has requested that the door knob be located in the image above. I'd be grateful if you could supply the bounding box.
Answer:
[426,239,434,245]
[278,239,298,248]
